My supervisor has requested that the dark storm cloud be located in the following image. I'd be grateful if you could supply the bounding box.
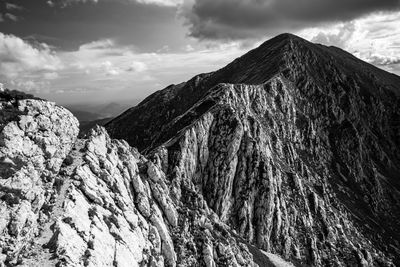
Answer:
[182,0,400,40]
[0,0,186,52]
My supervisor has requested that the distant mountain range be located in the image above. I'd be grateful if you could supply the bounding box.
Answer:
[65,102,134,122]
[64,101,134,135]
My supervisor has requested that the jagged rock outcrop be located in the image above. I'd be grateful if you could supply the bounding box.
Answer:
[106,34,400,266]
[0,92,292,266]
[40,127,261,267]
[0,93,79,265]
[147,78,395,266]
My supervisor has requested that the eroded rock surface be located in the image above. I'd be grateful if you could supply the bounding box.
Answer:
[148,78,396,266]
[106,34,400,265]
[0,94,79,265]
[0,93,285,266]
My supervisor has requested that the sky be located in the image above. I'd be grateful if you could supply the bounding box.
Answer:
[1,0,400,105]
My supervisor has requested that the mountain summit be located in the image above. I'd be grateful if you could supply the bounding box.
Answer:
[105,33,400,265]
[1,34,399,266]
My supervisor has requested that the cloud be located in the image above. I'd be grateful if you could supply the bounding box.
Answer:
[0,34,247,104]
[9,80,51,94]
[299,12,400,67]
[44,72,59,80]
[48,0,181,7]
[47,0,81,6]
[79,39,115,50]
[135,0,182,6]
[300,22,357,49]
[0,33,62,93]
[47,1,55,7]
[5,3,23,11]
[0,33,62,80]
[4,13,18,21]
[368,55,400,66]
[51,38,247,103]
[100,61,121,76]
[127,61,148,72]
[45,0,98,8]
[181,0,400,40]
[64,38,135,75]
[0,1,23,22]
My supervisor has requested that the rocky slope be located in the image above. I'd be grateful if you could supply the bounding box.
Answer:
[105,34,400,265]
[0,91,294,266]
[0,91,79,265]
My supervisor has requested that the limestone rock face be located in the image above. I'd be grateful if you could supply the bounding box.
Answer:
[0,95,79,265]
[148,78,396,266]
[106,34,400,265]
[0,92,276,266]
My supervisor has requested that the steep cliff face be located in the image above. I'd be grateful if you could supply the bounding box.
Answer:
[105,34,400,265]
[145,77,397,266]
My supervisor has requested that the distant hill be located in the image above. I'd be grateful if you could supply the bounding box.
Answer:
[66,102,132,120]
[65,102,132,134]
[65,108,102,122]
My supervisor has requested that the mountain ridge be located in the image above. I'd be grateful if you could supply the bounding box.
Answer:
[106,33,400,265]
[105,33,400,152]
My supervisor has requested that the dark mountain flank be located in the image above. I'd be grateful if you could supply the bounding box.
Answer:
[105,33,400,265]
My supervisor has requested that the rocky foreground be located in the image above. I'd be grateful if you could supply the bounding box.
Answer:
[0,34,400,267]
[0,91,295,267]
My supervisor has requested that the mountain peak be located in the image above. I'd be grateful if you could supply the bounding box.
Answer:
[105,32,400,265]
[248,32,311,56]
[263,32,308,44]
[106,33,400,152]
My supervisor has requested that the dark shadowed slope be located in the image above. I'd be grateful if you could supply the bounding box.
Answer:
[105,33,400,265]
